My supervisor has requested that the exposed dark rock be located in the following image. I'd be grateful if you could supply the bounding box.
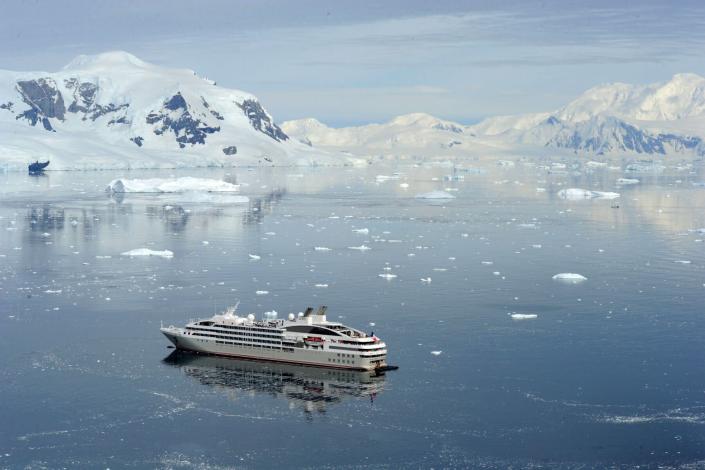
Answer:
[201,97,224,120]
[64,78,129,121]
[107,116,130,126]
[222,146,237,155]
[165,93,187,111]
[15,78,65,130]
[0,101,13,111]
[147,93,220,148]
[130,136,144,147]
[545,116,704,156]
[238,99,288,142]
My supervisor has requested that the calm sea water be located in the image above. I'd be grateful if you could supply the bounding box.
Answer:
[1,162,705,469]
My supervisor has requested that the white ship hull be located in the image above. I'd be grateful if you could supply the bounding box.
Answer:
[161,327,387,371]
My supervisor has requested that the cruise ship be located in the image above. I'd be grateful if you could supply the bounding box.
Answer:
[160,305,388,371]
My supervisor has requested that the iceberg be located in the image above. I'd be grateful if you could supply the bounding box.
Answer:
[511,313,538,320]
[557,188,620,200]
[616,178,640,185]
[552,273,587,283]
[121,248,174,258]
[348,245,371,251]
[106,177,240,193]
[415,190,456,199]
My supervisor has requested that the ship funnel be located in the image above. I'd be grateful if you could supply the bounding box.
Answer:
[317,305,328,316]
[303,307,314,317]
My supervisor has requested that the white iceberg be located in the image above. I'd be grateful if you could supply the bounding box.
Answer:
[552,273,587,283]
[352,228,369,234]
[557,188,620,200]
[121,248,174,258]
[511,313,538,320]
[378,273,397,279]
[430,350,443,356]
[415,190,456,200]
[248,254,261,260]
[314,246,332,251]
[616,178,640,185]
[106,177,240,193]
[348,245,371,251]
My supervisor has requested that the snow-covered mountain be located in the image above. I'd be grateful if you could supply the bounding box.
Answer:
[0,51,335,170]
[284,74,705,159]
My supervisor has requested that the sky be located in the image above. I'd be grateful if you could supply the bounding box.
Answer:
[1,0,704,126]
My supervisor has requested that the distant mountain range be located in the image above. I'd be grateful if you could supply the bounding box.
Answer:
[0,51,331,170]
[1,52,703,170]
[283,73,705,160]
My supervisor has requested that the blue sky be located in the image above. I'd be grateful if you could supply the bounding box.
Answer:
[1,0,704,126]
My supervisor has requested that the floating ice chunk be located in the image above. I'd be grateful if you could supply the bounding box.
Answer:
[369,322,376,327]
[433,268,447,272]
[586,161,607,168]
[255,290,269,295]
[378,273,397,279]
[376,175,399,182]
[517,223,536,228]
[617,178,640,185]
[415,190,456,199]
[536,187,546,192]
[557,188,620,200]
[314,246,332,251]
[674,260,692,264]
[95,255,112,259]
[348,245,371,251]
[399,183,409,189]
[202,241,209,245]
[265,232,276,236]
[70,220,79,226]
[430,350,443,356]
[511,313,538,320]
[248,254,261,260]
[497,160,515,167]
[41,232,51,238]
[481,261,493,265]
[106,177,240,193]
[314,284,328,288]
[45,289,62,294]
[352,228,369,234]
[532,244,542,248]
[121,248,174,258]
[552,273,587,283]
[421,277,432,283]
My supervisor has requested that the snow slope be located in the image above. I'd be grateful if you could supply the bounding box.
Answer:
[0,51,338,170]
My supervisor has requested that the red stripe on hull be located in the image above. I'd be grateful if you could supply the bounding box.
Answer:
[174,346,379,371]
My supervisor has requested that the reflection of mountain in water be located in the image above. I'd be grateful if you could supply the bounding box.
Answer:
[244,188,286,225]
[163,350,386,415]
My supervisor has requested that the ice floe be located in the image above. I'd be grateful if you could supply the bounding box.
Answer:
[348,245,371,251]
[557,188,620,200]
[121,248,174,258]
[415,190,456,199]
[314,246,332,251]
[552,273,587,283]
[248,254,261,260]
[378,273,397,279]
[511,313,538,320]
[616,178,640,185]
[430,350,443,356]
[106,177,241,193]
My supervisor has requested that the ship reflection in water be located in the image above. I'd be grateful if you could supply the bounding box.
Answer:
[163,351,387,414]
